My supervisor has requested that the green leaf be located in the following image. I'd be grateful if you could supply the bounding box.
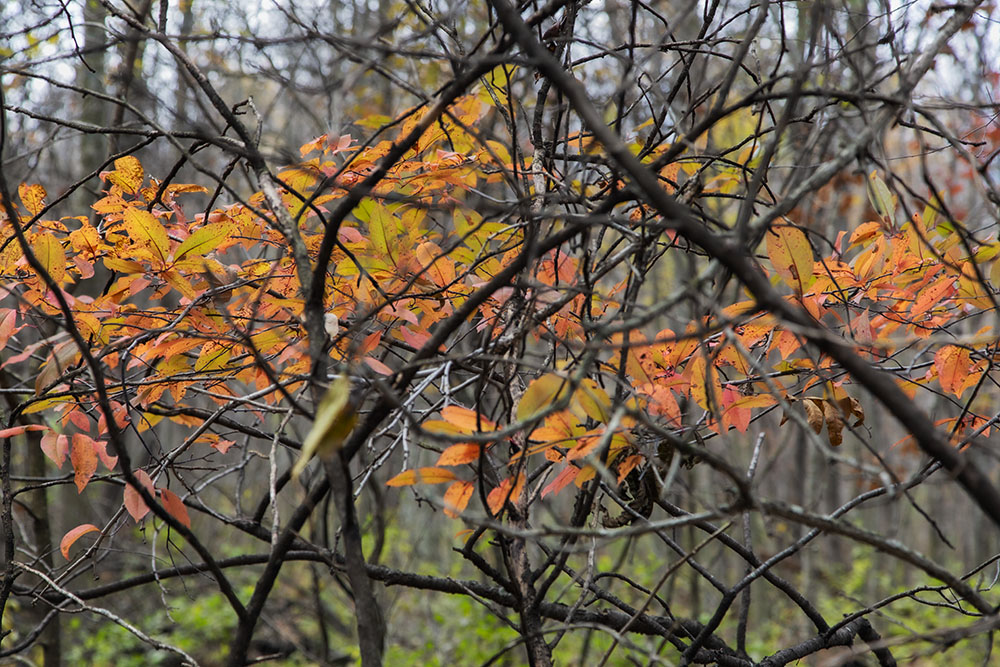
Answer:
[867,171,896,223]
[292,375,356,479]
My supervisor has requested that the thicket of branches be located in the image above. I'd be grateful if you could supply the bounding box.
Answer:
[3,0,1000,665]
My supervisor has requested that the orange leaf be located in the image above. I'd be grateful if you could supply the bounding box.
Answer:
[70,433,98,493]
[124,469,155,522]
[300,134,328,156]
[91,438,118,470]
[160,488,191,528]
[437,443,482,466]
[441,405,495,432]
[772,330,802,359]
[566,433,602,461]
[616,454,644,484]
[386,467,458,486]
[0,424,47,439]
[486,472,525,515]
[935,345,972,397]
[415,241,456,287]
[640,383,682,426]
[911,277,955,319]
[443,481,475,517]
[60,524,99,559]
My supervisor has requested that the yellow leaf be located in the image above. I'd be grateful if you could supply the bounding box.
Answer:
[69,224,102,255]
[174,223,234,261]
[162,269,198,300]
[194,342,231,372]
[766,224,814,293]
[123,207,170,266]
[107,156,144,194]
[103,257,146,274]
[18,183,46,216]
[571,378,611,423]
[291,375,356,479]
[517,373,570,422]
[687,354,722,412]
[32,232,66,284]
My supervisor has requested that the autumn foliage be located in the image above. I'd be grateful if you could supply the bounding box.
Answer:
[3,1,1000,665]
[4,77,995,566]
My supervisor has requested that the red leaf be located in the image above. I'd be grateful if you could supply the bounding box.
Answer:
[211,439,236,454]
[41,432,69,468]
[60,524,99,559]
[542,465,580,498]
[124,469,155,522]
[0,309,17,349]
[363,356,394,375]
[66,408,91,431]
[91,439,118,470]
[159,488,191,528]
